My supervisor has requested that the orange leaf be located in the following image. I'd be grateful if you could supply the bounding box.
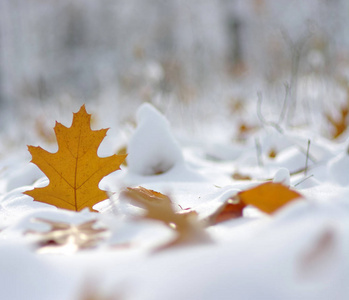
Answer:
[208,197,246,225]
[237,182,302,214]
[24,105,127,212]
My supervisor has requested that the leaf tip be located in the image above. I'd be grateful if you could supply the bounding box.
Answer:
[78,104,89,116]
[27,144,40,155]
[23,187,34,198]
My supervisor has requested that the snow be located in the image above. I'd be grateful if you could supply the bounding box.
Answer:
[125,103,205,184]
[328,150,349,186]
[1,1,349,298]
[127,103,184,175]
[273,168,291,185]
[1,98,349,300]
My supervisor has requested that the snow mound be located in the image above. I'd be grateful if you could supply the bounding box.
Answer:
[126,103,184,176]
[273,167,291,186]
[328,150,349,186]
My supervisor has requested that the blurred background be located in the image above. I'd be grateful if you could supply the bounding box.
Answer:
[0,0,349,151]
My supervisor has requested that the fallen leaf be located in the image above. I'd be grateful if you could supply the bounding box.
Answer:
[24,105,127,211]
[26,218,108,254]
[77,278,123,300]
[207,197,246,225]
[237,182,302,214]
[298,227,337,279]
[326,105,348,139]
[35,117,56,144]
[237,122,258,140]
[229,97,244,113]
[122,186,209,249]
[123,186,191,230]
[268,148,277,158]
[110,242,133,250]
[232,172,252,180]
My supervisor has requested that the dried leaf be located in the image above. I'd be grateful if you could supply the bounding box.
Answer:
[237,122,257,140]
[26,218,108,254]
[124,186,190,230]
[232,172,251,180]
[77,279,123,300]
[24,105,127,211]
[237,182,302,214]
[35,117,56,144]
[123,186,209,248]
[207,197,246,225]
[326,105,348,139]
[298,227,337,279]
[268,148,277,158]
[110,242,133,250]
[229,97,244,113]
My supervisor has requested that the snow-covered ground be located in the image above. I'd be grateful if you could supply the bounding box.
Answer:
[1,1,349,299]
[1,97,349,299]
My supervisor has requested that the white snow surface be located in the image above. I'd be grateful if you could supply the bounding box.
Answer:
[0,102,349,300]
[127,103,185,176]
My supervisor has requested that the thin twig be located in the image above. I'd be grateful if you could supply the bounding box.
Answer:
[280,29,311,125]
[296,143,317,163]
[278,82,290,124]
[304,139,311,176]
[294,174,314,187]
[255,137,263,167]
[257,92,284,134]
[290,158,329,176]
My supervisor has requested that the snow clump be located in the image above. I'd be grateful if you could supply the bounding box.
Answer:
[127,103,184,176]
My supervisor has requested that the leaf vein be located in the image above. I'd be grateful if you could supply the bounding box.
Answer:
[76,162,111,190]
[39,155,74,189]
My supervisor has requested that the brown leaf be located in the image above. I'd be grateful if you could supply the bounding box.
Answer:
[268,148,277,159]
[26,218,108,254]
[326,105,348,139]
[123,186,209,249]
[232,172,252,180]
[207,197,246,225]
[24,105,127,211]
[77,279,123,300]
[237,122,258,140]
[298,227,337,279]
[35,117,56,144]
[229,97,244,113]
[237,182,302,214]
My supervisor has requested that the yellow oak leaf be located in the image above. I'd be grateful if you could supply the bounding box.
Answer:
[237,182,302,214]
[24,105,127,212]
